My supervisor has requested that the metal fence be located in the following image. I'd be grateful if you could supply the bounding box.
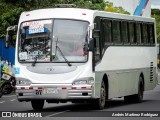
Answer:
[0,39,15,65]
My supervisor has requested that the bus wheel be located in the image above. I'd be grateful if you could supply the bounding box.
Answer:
[94,80,106,110]
[31,100,44,110]
[133,76,144,103]
[124,76,144,103]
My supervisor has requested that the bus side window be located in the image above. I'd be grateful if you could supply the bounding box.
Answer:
[148,24,155,45]
[103,19,112,48]
[129,22,135,45]
[142,23,148,45]
[93,16,102,63]
[121,21,129,45]
[112,20,121,44]
[136,23,142,45]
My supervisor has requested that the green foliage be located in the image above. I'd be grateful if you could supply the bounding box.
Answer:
[74,0,105,10]
[151,9,160,43]
[151,8,160,15]
[0,3,24,39]
[104,2,130,14]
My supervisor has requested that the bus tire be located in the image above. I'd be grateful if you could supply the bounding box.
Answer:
[31,100,44,110]
[94,80,106,110]
[124,76,144,103]
[133,76,144,103]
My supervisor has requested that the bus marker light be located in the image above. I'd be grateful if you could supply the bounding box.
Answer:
[38,87,42,90]
[26,14,30,16]
[62,87,67,90]
[81,86,86,89]
[72,87,76,89]
[21,87,25,90]
[29,87,33,90]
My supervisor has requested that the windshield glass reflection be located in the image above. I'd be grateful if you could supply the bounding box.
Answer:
[52,20,89,62]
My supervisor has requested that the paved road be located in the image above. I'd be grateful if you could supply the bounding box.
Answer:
[0,84,160,118]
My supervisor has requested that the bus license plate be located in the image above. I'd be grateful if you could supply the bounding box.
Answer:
[35,90,42,95]
[44,88,58,94]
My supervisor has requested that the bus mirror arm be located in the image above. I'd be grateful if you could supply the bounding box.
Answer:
[7,25,18,32]
[5,33,10,48]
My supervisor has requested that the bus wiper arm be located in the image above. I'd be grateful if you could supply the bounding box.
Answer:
[31,46,49,67]
[32,55,38,67]
[55,38,72,67]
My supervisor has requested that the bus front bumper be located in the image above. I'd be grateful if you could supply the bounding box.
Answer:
[16,84,94,101]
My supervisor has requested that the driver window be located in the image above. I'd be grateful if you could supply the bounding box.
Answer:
[93,30,100,63]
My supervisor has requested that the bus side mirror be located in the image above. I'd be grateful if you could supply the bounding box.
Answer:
[89,38,94,51]
[5,25,18,48]
[5,34,10,48]
[7,25,18,32]
[13,25,18,32]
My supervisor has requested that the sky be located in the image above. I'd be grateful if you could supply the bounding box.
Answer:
[151,0,160,9]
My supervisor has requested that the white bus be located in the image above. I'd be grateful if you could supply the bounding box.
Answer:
[9,7,157,110]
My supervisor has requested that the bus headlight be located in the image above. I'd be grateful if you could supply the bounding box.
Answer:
[16,78,32,86]
[73,77,94,85]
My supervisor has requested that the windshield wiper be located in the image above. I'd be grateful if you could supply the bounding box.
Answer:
[32,43,47,67]
[31,47,48,67]
[32,55,38,67]
[55,38,72,67]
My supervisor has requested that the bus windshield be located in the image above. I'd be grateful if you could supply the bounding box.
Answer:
[18,19,89,63]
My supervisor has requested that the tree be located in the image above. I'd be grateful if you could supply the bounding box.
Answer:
[0,5,23,39]
[104,2,130,14]
[152,9,160,43]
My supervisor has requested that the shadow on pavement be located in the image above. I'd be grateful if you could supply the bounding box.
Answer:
[25,99,152,112]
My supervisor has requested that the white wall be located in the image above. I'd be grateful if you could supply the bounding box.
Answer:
[143,0,151,17]
[106,0,151,17]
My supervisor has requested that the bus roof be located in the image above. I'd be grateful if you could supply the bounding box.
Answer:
[19,8,155,24]
[19,8,95,23]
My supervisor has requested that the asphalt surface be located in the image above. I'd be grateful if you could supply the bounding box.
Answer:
[0,84,160,118]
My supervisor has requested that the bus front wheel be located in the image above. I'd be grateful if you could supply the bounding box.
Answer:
[31,100,44,110]
[94,80,106,110]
